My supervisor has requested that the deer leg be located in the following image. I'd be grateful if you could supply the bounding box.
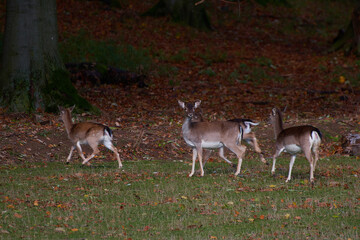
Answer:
[286,155,296,182]
[202,149,213,167]
[304,146,315,184]
[225,143,246,176]
[312,143,320,172]
[196,146,204,177]
[75,142,87,162]
[82,142,99,166]
[313,149,319,172]
[104,139,122,168]
[271,147,284,175]
[250,137,267,164]
[218,147,234,167]
[66,146,76,163]
[234,145,246,176]
[189,148,198,177]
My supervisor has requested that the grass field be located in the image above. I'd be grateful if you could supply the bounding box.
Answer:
[1,155,359,239]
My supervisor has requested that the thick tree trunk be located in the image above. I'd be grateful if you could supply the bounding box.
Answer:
[352,6,360,55]
[330,6,360,56]
[144,0,212,31]
[0,0,95,113]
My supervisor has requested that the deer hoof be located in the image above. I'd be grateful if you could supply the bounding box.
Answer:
[310,179,315,187]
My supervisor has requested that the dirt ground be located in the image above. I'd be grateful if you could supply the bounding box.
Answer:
[0,109,355,167]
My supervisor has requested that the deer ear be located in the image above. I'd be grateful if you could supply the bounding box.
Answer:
[178,100,185,109]
[194,100,201,108]
[69,105,75,112]
[272,108,277,115]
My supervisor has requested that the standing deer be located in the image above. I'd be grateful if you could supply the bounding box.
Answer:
[269,107,321,184]
[187,104,266,166]
[178,100,247,177]
[58,106,122,168]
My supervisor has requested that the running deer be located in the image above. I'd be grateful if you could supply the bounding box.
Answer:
[58,106,122,168]
[187,104,266,166]
[269,107,322,184]
[178,100,247,177]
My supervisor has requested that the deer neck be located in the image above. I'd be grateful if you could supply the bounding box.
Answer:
[272,112,284,139]
[182,116,192,132]
[62,111,74,136]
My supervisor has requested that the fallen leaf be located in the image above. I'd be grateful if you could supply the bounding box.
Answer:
[55,227,66,233]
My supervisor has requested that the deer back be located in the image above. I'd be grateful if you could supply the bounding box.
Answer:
[277,125,322,150]
[69,122,109,143]
[182,119,242,148]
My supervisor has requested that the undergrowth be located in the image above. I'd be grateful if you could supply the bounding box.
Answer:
[59,31,152,74]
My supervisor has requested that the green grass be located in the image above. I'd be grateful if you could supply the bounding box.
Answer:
[0,156,359,239]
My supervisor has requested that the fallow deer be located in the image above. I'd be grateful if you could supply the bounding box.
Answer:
[269,107,322,184]
[186,103,266,166]
[58,106,122,168]
[178,100,247,177]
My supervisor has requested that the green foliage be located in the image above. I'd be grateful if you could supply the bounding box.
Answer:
[235,58,284,84]
[197,49,228,66]
[255,0,290,6]
[157,64,179,77]
[169,48,189,63]
[330,65,360,87]
[199,67,216,77]
[42,69,99,113]
[144,0,212,31]
[59,31,152,74]
[0,156,359,239]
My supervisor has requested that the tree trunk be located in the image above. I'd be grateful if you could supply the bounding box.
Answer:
[0,0,95,113]
[144,0,212,31]
[352,6,360,55]
[330,6,360,56]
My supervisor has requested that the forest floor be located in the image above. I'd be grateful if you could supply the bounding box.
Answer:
[1,0,360,166]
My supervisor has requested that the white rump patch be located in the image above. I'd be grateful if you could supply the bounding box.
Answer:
[310,131,321,147]
[101,133,114,150]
